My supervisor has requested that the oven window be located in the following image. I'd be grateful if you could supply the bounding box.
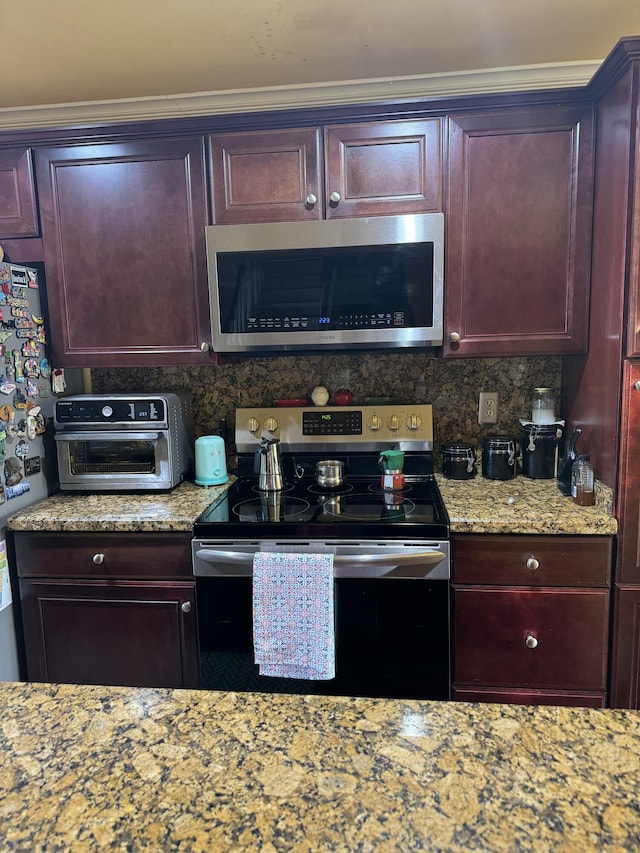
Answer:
[196,577,450,700]
[68,439,156,475]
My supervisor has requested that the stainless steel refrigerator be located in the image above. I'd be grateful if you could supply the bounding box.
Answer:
[0,260,80,680]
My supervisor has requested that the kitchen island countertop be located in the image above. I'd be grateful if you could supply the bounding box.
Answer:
[1,680,639,852]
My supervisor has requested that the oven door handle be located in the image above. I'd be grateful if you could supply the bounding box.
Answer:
[54,431,163,442]
[194,548,447,579]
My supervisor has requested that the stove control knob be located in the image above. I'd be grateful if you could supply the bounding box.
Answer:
[368,414,383,431]
[387,414,400,431]
[407,414,423,431]
[247,417,260,433]
[264,416,278,433]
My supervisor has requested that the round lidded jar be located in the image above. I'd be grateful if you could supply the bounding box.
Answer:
[531,387,556,424]
[442,442,477,480]
[481,434,517,480]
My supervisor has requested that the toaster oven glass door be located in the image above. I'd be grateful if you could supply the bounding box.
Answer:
[55,430,173,489]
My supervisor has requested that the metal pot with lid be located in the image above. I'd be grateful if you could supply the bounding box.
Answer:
[481,434,517,480]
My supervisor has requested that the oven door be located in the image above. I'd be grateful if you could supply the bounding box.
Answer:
[55,430,174,491]
[193,539,450,700]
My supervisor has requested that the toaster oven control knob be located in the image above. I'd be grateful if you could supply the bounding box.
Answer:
[387,414,400,431]
[92,553,105,565]
[368,414,383,431]
[246,417,260,434]
[407,414,423,431]
[264,416,278,433]
[101,405,113,417]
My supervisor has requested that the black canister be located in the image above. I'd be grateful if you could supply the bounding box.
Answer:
[482,434,517,480]
[442,443,477,480]
[521,423,562,480]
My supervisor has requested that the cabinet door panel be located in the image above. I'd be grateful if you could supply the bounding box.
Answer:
[324,119,442,217]
[609,585,640,709]
[617,362,640,583]
[446,106,593,356]
[35,139,212,366]
[210,128,323,223]
[454,586,609,690]
[0,148,39,237]
[20,579,199,688]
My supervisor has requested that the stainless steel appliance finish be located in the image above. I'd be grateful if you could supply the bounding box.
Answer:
[255,436,284,491]
[205,213,444,353]
[192,403,450,700]
[54,393,194,491]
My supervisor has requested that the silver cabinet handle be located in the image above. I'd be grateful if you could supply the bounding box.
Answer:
[305,193,317,206]
[449,331,461,343]
[200,342,211,352]
[92,553,105,565]
[329,191,341,204]
[526,557,539,571]
[525,635,539,649]
[181,601,192,614]
[634,380,640,391]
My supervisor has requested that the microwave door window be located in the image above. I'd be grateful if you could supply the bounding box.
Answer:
[217,244,434,335]
[69,439,156,475]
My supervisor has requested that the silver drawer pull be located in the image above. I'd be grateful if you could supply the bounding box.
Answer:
[92,553,105,565]
[525,634,539,649]
[181,601,192,614]
[526,557,539,571]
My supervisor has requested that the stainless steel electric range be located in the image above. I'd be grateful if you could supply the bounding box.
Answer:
[192,404,450,700]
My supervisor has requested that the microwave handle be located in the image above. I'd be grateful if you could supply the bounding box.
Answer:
[54,431,163,442]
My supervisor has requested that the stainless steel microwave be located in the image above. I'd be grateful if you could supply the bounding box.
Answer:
[205,213,444,354]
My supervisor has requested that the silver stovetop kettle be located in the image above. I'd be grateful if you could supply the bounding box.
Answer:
[254,436,284,491]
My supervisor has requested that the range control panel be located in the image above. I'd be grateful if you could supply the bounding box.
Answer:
[236,404,433,453]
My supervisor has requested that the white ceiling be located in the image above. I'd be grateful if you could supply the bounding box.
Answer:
[2,0,640,128]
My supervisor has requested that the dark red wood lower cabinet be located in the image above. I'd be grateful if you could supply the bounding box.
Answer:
[609,586,640,709]
[20,579,200,689]
[453,586,609,706]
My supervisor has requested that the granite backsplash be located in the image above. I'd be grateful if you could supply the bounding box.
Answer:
[91,353,561,471]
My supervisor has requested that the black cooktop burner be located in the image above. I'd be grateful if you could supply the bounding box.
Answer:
[194,463,449,540]
[307,482,354,496]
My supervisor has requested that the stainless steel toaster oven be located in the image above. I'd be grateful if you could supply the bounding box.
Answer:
[54,393,194,491]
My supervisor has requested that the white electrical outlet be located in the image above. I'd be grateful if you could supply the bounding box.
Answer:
[478,391,499,424]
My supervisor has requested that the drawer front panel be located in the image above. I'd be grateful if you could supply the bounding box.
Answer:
[452,686,605,708]
[452,535,612,586]
[14,532,193,578]
[454,587,609,690]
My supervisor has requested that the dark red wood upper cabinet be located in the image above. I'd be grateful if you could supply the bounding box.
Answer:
[35,138,214,367]
[616,361,640,584]
[0,147,39,238]
[209,119,442,224]
[445,105,594,357]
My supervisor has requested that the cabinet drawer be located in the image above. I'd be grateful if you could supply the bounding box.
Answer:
[454,586,609,691]
[452,535,612,586]
[14,532,193,579]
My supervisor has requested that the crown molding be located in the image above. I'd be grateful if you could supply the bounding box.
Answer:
[0,60,601,132]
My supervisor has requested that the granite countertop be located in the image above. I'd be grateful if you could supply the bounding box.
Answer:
[436,474,617,536]
[1,682,639,852]
[6,479,235,533]
[6,473,617,536]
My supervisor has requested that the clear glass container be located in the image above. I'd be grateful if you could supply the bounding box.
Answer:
[531,387,556,424]
[571,454,595,506]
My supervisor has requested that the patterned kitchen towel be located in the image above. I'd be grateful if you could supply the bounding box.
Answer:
[252,551,335,680]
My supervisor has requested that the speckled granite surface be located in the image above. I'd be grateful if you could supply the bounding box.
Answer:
[1,682,639,852]
[6,479,235,532]
[6,473,615,535]
[437,474,617,535]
